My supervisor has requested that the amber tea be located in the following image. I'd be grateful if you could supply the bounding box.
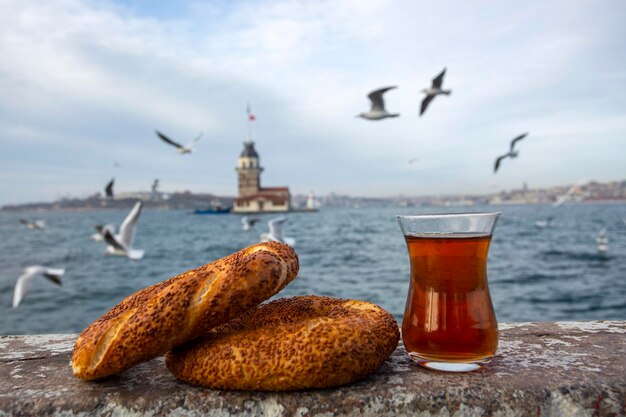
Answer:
[397,213,500,372]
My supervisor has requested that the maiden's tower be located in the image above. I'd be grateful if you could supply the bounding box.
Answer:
[232,140,291,213]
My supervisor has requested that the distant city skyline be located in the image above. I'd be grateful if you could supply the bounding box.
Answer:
[1,0,625,205]
[2,178,624,212]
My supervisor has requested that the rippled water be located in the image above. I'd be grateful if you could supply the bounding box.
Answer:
[1,204,625,334]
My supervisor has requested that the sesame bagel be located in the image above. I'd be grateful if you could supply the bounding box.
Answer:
[72,241,299,381]
[165,295,400,391]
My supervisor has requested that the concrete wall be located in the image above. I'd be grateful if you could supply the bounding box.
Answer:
[1,321,625,416]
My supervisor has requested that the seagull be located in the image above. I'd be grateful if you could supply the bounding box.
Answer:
[241,216,261,231]
[356,86,400,120]
[420,68,451,116]
[102,201,145,260]
[19,219,46,230]
[408,158,419,165]
[156,130,203,154]
[105,178,114,199]
[596,227,608,254]
[151,179,160,194]
[90,224,115,241]
[260,216,296,246]
[552,184,578,207]
[13,266,64,308]
[494,133,528,173]
[535,216,554,229]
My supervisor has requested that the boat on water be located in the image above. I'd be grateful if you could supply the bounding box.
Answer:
[300,192,320,212]
[194,207,231,214]
[194,199,232,214]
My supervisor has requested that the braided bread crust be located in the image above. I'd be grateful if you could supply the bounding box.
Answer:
[165,295,400,390]
[72,241,298,380]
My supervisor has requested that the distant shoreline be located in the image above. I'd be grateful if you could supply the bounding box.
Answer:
[2,179,625,212]
[1,199,625,213]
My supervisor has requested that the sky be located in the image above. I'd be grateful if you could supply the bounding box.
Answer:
[0,0,625,205]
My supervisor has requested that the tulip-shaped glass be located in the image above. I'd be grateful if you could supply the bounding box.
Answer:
[397,212,501,372]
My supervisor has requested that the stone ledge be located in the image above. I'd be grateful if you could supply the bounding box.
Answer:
[0,321,625,417]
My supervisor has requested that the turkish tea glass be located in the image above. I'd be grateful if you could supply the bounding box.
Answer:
[397,212,500,372]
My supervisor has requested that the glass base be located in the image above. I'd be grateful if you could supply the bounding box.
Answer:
[408,352,491,372]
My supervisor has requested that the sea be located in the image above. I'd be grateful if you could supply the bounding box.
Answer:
[1,204,625,335]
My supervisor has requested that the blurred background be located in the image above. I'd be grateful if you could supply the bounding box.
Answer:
[0,0,625,334]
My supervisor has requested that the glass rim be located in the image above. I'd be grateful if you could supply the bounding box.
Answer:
[396,211,501,220]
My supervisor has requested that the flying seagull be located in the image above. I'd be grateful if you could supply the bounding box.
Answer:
[105,178,114,199]
[13,266,64,308]
[357,86,400,120]
[19,219,46,230]
[260,216,296,246]
[241,216,261,231]
[494,133,528,173]
[420,68,452,116]
[156,130,203,154]
[90,224,115,241]
[102,201,145,260]
[552,184,578,207]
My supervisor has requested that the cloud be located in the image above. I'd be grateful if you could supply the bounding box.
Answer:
[0,0,624,204]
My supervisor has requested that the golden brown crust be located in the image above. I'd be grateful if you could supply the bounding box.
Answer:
[72,241,299,380]
[165,295,400,391]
